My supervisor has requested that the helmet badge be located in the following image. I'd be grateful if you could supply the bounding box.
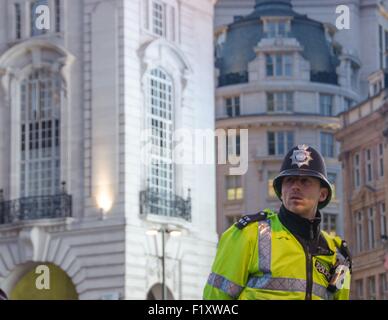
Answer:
[290,144,313,168]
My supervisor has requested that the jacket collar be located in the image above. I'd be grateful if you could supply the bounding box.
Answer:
[278,205,321,241]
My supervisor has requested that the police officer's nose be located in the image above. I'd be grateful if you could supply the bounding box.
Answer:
[290,179,302,191]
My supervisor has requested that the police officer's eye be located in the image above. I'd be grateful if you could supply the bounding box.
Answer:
[301,178,312,185]
[284,177,294,183]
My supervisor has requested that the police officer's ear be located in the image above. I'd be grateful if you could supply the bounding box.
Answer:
[319,186,329,203]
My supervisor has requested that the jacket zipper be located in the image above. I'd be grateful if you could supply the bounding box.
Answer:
[304,224,314,300]
[305,250,313,300]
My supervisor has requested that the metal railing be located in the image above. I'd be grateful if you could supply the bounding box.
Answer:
[218,71,248,87]
[0,193,72,225]
[311,71,338,85]
[140,188,191,222]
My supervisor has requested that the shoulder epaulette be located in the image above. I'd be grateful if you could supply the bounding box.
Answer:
[235,211,267,230]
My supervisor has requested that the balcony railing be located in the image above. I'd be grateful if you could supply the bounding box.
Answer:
[140,188,191,222]
[0,194,72,225]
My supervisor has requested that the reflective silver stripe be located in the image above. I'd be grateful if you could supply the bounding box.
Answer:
[312,282,329,300]
[247,276,306,292]
[207,272,244,299]
[258,220,271,274]
[247,276,328,300]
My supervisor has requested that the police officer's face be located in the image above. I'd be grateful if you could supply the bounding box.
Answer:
[281,176,328,219]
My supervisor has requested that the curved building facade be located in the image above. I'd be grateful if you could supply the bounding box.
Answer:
[215,0,359,236]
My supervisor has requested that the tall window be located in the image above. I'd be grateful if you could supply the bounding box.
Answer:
[327,173,337,200]
[320,132,334,158]
[268,131,294,156]
[379,143,384,178]
[354,153,361,188]
[365,149,373,183]
[368,276,376,300]
[152,1,165,37]
[147,68,174,214]
[379,25,383,69]
[368,207,376,250]
[319,94,333,116]
[226,176,243,201]
[381,203,387,238]
[225,96,240,117]
[380,273,388,300]
[322,213,337,236]
[267,92,293,112]
[20,68,61,197]
[355,279,364,300]
[266,54,293,77]
[226,134,240,157]
[356,211,363,253]
[55,0,61,33]
[15,3,22,39]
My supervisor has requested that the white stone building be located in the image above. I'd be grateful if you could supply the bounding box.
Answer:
[0,0,218,299]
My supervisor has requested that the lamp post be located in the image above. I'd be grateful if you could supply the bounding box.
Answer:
[146,225,182,300]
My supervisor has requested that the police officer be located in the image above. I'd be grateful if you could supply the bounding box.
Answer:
[203,144,351,300]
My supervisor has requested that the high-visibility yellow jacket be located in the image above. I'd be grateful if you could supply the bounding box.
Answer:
[203,208,351,300]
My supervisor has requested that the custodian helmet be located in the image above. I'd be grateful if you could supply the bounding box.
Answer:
[272,144,333,209]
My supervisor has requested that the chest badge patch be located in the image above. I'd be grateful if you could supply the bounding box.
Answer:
[315,260,331,281]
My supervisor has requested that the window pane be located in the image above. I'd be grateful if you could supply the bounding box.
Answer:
[234,97,240,116]
[275,54,283,76]
[286,132,294,152]
[277,132,285,155]
[286,92,293,111]
[276,93,285,111]
[356,280,364,300]
[152,1,165,36]
[321,132,334,157]
[266,55,274,76]
[267,22,276,37]
[284,54,293,76]
[320,94,333,116]
[15,3,21,39]
[236,187,243,200]
[267,93,274,112]
[268,132,275,155]
[278,22,286,36]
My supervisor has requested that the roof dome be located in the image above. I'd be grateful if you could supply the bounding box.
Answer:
[216,0,340,87]
[255,0,292,11]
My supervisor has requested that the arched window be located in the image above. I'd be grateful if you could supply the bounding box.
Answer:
[147,68,174,215]
[20,68,61,197]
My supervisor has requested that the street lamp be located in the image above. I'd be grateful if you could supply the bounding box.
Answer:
[146,225,182,300]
